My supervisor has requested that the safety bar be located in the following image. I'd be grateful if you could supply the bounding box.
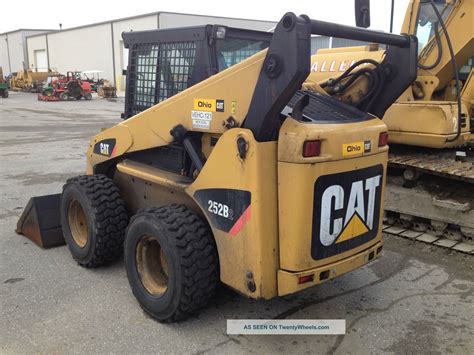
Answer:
[310,19,410,47]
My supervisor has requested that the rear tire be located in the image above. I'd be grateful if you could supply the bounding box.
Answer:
[60,175,129,267]
[124,204,219,322]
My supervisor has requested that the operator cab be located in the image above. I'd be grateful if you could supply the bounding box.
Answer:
[122,25,271,119]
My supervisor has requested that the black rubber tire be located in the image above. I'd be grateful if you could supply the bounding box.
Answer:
[84,92,92,100]
[1,90,8,98]
[59,92,68,101]
[60,175,129,268]
[124,204,219,322]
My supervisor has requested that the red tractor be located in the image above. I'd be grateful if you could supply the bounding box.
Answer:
[38,72,92,101]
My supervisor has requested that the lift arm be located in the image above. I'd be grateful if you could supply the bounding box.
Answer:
[243,14,417,141]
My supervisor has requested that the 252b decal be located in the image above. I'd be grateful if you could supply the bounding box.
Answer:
[312,165,384,260]
[194,189,251,236]
[207,200,233,220]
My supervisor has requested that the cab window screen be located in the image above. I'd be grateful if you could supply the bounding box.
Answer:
[216,39,269,71]
[157,41,197,102]
[127,41,196,117]
[134,45,159,114]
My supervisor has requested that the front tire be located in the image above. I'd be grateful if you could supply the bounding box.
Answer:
[124,205,219,322]
[60,175,129,267]
[84,92,92,100]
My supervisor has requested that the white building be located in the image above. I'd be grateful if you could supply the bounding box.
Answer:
[2,13,368,90]
[0,29,54,75]
[24,12,277,91]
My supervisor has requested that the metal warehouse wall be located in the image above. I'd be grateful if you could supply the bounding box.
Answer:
[49,24,113,78]
[311,36,331,54]
[26,35,47,70]
[3,32,23,74]
[158,13,275,31]
[112,15,158,91]
[311,36,369,54]
[25,12,276,90]
[1,30,52,76]
[27,24,114,80]
[332,38,369,48]
[0,34,9,74]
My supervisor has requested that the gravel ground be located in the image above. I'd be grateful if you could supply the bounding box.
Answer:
[1,92,473,354]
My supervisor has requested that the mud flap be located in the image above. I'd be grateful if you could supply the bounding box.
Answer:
[16,194,65,248]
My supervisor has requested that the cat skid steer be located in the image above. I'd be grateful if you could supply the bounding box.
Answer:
[16,13,417,322]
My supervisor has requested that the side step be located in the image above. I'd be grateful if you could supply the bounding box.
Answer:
[16,194,65,248]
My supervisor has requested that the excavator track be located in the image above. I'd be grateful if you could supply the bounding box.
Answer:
[388,151,474,184]
[382,222,474,255]
[384,147,474,251]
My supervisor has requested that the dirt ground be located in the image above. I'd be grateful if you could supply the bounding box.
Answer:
[1,92,473,354]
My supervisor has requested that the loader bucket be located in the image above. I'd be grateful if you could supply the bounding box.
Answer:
[16,194,65,248]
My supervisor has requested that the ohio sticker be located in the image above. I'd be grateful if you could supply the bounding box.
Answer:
[342,141,364,157]
[191,110,212,130]
[193,98,224,112]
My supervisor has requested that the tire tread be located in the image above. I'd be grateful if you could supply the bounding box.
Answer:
[127,204,218,322]
[63,174,128,268]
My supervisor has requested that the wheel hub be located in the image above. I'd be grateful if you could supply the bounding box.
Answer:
[67,199,88,248]
[136,236,169,296]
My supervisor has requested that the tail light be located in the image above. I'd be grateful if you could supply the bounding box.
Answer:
[298,274,314,284]
[303,140,321,157]
[378,132,389,147]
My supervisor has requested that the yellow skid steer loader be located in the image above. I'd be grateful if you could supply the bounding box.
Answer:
[17,12,417,322]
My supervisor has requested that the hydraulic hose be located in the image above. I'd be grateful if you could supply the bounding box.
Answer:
[330,59,380,86]
[418,21,443,70]
[366,67,386,111]
[337,68,373,92]
[322,59,382,110]
[358,70,379,106]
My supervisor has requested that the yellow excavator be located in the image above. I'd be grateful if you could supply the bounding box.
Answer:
[17,12,418,321]
[309,0,474,243]
[10,67,54,92]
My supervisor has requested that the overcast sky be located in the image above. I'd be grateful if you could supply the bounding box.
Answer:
[1,0,410,34]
